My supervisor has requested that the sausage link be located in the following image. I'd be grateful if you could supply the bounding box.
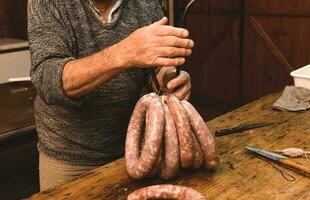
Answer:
[127,184,206,200]
[166,95,194,169]
[147,146,163,178]
[125,94,165,179]
[181,101,219,169]
[159,103,180,180]
[191,131,204,169]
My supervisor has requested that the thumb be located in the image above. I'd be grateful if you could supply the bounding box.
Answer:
[153,17,168,25]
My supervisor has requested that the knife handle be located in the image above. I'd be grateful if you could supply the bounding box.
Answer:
[279,159,310,176]
[215,127,244,136]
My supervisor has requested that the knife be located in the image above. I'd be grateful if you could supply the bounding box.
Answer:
[215,122,274,137]
[245,146,310,177]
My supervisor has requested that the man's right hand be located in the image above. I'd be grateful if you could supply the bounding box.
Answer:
[117,17,194,68]
[62,18,194,99]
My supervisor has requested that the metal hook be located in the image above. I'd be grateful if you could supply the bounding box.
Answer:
[151,0,199,95]
[176,0,198,76]
[150,70,163,95]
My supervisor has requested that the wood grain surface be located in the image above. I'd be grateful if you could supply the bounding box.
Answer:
[27,93,310,200]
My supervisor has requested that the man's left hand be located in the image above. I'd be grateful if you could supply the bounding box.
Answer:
[156,67,191,100]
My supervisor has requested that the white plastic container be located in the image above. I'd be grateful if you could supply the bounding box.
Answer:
[290,64,310,89]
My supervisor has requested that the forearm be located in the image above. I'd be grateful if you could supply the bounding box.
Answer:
[63,17,193,99]
[62,44,126,99]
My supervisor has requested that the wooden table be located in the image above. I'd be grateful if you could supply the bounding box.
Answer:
[27,93,310,200]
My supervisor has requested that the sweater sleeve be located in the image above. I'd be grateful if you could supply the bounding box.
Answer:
[27,0,82,106]
[153,0,165,22]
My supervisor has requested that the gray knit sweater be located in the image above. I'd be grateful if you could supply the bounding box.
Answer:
[27,0,163,166]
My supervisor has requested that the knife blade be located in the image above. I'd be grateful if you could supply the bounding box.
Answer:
[245,146,287,160]
[215,122,274,137]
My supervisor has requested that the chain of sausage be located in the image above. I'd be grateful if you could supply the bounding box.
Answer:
[126,94,218,180]
[181,100,219,169]
[166,95,194,169]
[159,103,180,180]
[191,131,204,169]
[127,184,206,200]
[147,146,163,178]
[125,94,165,179]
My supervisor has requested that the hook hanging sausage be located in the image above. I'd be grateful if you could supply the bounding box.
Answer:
[176,0,198,76]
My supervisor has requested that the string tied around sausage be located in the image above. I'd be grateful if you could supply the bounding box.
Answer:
[274,148,310,164]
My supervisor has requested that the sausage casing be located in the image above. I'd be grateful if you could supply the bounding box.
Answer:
[147,145,163,178]
[166,95,194,169]
[159,103,180,180]
[191,131,204,169]
[127,184,206,200]
[125,94,165,179]
[181,100,219,169]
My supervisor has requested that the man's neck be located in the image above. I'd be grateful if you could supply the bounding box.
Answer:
[91,0,115,10]
[91,0,116,20]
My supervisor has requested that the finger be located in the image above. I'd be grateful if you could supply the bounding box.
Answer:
[163,67,178,83]
[158,36,194,48]
[154,25,189,38]
[184,93,191,101]
[153,17,168,25]
[158,47,192,58]
[173,84,191,100]
[167,72,189,90]
[153,57,186,67]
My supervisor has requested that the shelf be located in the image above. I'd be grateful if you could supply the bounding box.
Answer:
[0,38,29,53]
[0,81,35,141]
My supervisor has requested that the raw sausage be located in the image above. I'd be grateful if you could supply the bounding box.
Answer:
[148,146,163,178]
[159,103,180,180]
[191,131,204,169]
[125,93,219,180]
[125,94,165,179]
[166,95,194,169]
[181,101,219,169]
[127,184,206,200]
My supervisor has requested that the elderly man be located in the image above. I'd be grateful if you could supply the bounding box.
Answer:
[28,0,193,190]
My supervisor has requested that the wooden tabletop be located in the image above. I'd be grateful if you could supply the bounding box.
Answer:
[27,93,310,200]
[0,81,35,141]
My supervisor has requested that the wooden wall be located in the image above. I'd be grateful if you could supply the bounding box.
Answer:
[0,0,28,39]
[178,0,310,120]
[176,0,242,119]
[243,0,310,102]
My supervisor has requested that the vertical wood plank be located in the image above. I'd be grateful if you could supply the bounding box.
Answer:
[243,0,310,102]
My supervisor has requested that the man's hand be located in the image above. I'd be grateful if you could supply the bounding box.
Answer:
[117,17,194,68]
[62,18,194,99]
[157,67,191,100]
